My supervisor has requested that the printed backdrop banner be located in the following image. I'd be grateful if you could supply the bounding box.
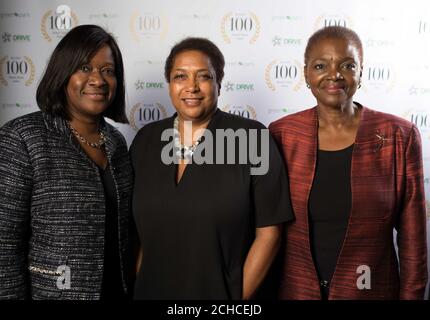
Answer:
[0,0,429,297]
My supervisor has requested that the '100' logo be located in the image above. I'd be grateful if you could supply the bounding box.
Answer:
[324,18,347,27]
[7,59,28,75]
[130,12,168,42]
[274,64,298,80]
[139,107,162,122]
[129,102,168,130]
[314,14,353,31]
[367,67,390,81]
[0,56,35,86]
[230,15,254,32]
[221,12,260,44]
[362,64,395,92]
[410,113,429,129]
[222,105,257,120]
[41,5,78,42]
[137,15,161,32]
[265,60,303,91]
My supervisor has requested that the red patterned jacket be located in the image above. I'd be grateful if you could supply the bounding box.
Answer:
[269,105,428,299]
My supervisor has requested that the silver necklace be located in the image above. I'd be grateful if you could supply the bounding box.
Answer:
[68,123,106,149]
[173,117,201,160]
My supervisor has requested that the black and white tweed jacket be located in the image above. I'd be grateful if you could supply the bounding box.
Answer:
[0,111,134,299]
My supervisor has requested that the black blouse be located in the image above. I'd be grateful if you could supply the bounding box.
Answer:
[131,110,294,299]
[308,144,354,288]
[99,166,125,299]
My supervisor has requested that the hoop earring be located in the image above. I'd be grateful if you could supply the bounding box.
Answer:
[306,83,310,89]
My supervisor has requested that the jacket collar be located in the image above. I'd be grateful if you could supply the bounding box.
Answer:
[42,112,117,156]
[309,102,373,142]
[309,103,389,154]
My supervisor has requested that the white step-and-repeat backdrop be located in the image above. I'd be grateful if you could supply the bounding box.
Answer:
[0,0,429,297]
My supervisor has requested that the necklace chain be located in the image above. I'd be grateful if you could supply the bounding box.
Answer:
[68,123,106,149]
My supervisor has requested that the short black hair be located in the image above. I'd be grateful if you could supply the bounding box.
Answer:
[304,26,363,66]
[164,37,225,90]
[36,24,128,123]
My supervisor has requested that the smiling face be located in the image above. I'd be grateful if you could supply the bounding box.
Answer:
[304,37,362,110]
[168,50,219,123]
[66,44,116,121]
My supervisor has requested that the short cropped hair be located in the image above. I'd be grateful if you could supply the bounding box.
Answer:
[164,37,225,90]
[304,26,363,66]
[36,24,128,123]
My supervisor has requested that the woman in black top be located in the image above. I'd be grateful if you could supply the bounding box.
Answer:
[269,26,427,299]
[131,37,294,299]
[0,25,134,300]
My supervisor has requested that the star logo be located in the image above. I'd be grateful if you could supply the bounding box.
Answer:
[135,80,145,90]
[225,82,234,91]
[272,36,282,46]
[2,32,11,42]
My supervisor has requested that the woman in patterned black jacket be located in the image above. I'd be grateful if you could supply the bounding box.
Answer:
[0,25,135,300]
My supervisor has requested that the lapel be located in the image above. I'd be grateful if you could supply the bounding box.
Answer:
[99,119,117,161]
[329,105,390,296]
[43,112,117,162]
[302,106,318,229]
[353,106,389,152]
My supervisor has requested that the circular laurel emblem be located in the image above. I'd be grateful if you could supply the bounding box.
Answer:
[222,105,257,120]
[129,102,168,130]
[361,63,397,93]
[221,12,260,44]
[265,60,304,92]
[0,56,35,86]
[40,8,79,42]
[129,12,168,43]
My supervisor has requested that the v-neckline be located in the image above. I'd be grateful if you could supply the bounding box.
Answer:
[174,161,191,187]
[171,108,221,188]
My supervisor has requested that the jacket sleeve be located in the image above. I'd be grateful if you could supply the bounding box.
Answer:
[0,125,32,299]
[396,125,428,300]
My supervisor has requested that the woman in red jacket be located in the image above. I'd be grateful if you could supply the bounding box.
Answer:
[269,26,427,300]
